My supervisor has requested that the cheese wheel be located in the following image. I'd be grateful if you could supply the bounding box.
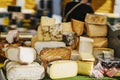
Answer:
[85,23,108,37]
[5,61,45,80]
[5,47,36,64]
[34,41,66,54]
[85,13,107,25]
[47,60,78,79]
[77,61,94,76]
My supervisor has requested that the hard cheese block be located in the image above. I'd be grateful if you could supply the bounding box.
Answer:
[85,13,107,25]
[40,16,56,26]
[77,61,94,76]
[34,41,66,54]
[61,22,73,32]
[5,47,36,64]
[5,61,45,80]
[85,23,107,37]
[47,60,78,79]
[72,19,84,36]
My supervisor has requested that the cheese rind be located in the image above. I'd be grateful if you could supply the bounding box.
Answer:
[47,60,78,79]
[6,47,36,64]
[6,61,45,80]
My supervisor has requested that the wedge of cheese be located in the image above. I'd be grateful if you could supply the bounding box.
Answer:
[5,61,45,80]
[5,47,36,64]
[77,61,94,76]
[47,60,78,79]
[72,19,84,36]
[92,37,108,48]
[40,16,56,26]
[34,41,66,54]
[61,22,73,32]
[85,13,107,25]
[85,23,107,37]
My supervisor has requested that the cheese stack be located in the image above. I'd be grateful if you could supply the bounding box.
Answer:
[4,47,45,80]
[85,13,108,48]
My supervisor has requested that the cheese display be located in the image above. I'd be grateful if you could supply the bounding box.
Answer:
[5,47,36,64]
[93,48,114,59]
[85,23,108,37]
[61,22,73,32]
[5,61,45,80]
[72,19,84,36]
[77,61,94,76]
[62,32,75,46]
[34,41,66,54]
[70,50,80,61]
[40,16,56,26]
[47,60,78,79]
[85,13,107,25]
[92,38,108,48]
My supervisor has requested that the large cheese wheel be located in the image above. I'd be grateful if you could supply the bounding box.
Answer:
[5,61,45,80]
[77,61,94,76]
[85,13,107,25]
[34,41,66,54]
[40,16,56,26]
[72,19,84,36]
[5,47,36,64]
[85,23,108,37]
[47,60,78,79]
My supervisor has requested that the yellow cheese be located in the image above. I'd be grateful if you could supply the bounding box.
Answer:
[61,22,73,32]
[85,23,107,37]
[37,26,43,41]
[40,16,56,26]
[77,61,94,76]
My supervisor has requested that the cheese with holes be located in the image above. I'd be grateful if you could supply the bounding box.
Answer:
[72,19,84,36]
[34,41,66,54]
[61,22,72,32]
[79,36,95,61]
[85,23,107,37]
[47,60,78,79]
[92,38,108,48]
[40,16,56,26]
[77,61,94,76]
[85,13,107,25]
[5,47,36,64]
[5,61,45,80]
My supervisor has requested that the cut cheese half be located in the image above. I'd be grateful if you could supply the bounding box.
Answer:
[47,60,78,79]
[77,61,94,76]
[6,47,36,64]
[34,41,66,54]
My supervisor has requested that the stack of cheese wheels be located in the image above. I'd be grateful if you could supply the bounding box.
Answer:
[85,13,108,48]
[4,47,45,80]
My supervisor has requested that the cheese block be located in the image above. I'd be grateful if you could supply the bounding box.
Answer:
[61,22,73,32]
[93,48,114,59]
[85,23,108,37]
[72,19,84,36]
[92,38,108,48]
[39,47,71,69]
[40,16,56,26]
[5,61,45,80]
[47,60,78,79]
[34,41,66,54]
[5,47,36,64]
[79,36,95,61]
[31,35,38,47]
[37,25,43,41]
[70,50,80,61]
[77,61,94,76]
[85,13,107,25]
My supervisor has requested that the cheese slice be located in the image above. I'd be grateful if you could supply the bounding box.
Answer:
[40,16,56,26]
[47,60,78,79]
[61,22,73,32]
[6,61,45,80]
[6,47,36,64]
[34,41,66,54]
[72,19,84,36]
[85,23,107,37]
[77,61,94,76]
